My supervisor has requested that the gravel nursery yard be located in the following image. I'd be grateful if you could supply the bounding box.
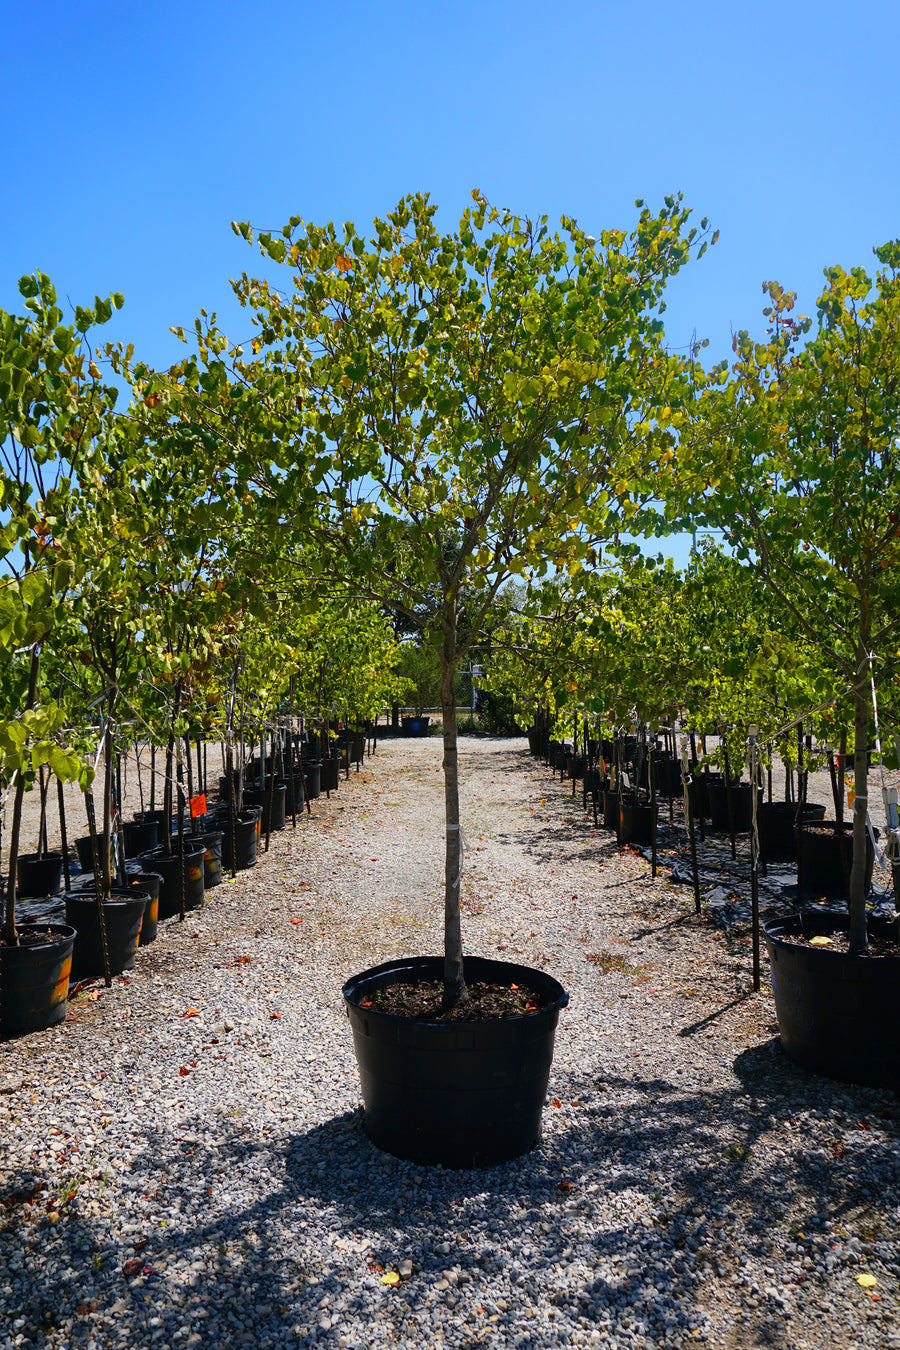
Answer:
[2,736,899,1350]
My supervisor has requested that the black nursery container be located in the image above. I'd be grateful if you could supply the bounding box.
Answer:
[764,913,900,1088]
[302,761,322,801]
[16,852,63,897]
[343,955,569,1168]
[798,819,876,897]
[757,801,826,863]
[243,783,287,832]
[208,808,259,871]
[138,843,205,919]
[193,830,224,888]
[65,890,148,980]
[707,780,761,833]
[120,817,159,858]
[618,796,657,847]
[74,872,161,945]
[0,924,76,1037]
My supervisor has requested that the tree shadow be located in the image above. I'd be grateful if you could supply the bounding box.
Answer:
[4,1051,897,1348]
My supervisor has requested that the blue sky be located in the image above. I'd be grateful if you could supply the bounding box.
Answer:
[3,0,898,560]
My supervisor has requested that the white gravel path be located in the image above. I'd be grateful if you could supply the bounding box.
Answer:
[1,736,899,1350]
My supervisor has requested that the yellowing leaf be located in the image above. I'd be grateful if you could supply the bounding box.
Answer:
[856,1273,877,1288]
[381,1271,400,1286]
[335,254,353,273]
[810,936,833,946]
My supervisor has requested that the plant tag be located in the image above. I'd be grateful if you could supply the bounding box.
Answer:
[190,794,207,818]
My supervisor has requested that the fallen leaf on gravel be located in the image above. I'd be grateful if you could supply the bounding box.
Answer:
[381,1272,400,1286]
[558,1180,573,1192]
[552,1099,562,1108]
[76,1301,98,1314]
[2,1181,45,1208]
[270,1012,282,1020]
[179,1067,190,1077]
[856,1273,877,1288]
[370,857,379,861]
[133,1239,149,1251]
[183,1008,201,1019]
[122,1258,143,1277]
[290,918,303,925]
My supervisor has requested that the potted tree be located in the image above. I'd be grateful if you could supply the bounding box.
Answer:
[0,274,121,1033]
[674,245,900,1087]
[185,190,713,1162]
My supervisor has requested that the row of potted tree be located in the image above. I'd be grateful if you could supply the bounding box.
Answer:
[3,193,898,1164]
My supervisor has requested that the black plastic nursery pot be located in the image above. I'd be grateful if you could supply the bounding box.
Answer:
[193,830,224,888]
[120,817,160,858]
[602,790,618,831]
[706,780,760,833]
[757,802,826,863]
[73,834,113,874]
[243,783,288,832]
[302,761,321,801]
[653,757,683,799]
[209,808,259,871]
[1,924,76,1037]
[342,955,570,1168]
[799,820,876,897]
[138,844,205,919]
[65,891,148,981]
[16,852,64,897]
[130,873,161,944]
[764,913,900,1088]
[324,759,340,792]
[74,874,160,946]
[618,797,657,847]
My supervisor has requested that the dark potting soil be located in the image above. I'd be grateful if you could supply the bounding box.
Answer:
[781,932,900,957]
[366,979,545,1021]
[2,926,62,949]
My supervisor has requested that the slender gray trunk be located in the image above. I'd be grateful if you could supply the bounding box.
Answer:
[848,627,870,955]
[441,605,467,1007]
[3,644,41,945]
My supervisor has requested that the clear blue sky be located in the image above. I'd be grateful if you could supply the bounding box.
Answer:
[4,0,898,560]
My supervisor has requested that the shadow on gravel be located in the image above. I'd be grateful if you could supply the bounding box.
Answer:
[6,1051,897,1349]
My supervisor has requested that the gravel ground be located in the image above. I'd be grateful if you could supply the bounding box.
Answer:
[1,736,899,1350]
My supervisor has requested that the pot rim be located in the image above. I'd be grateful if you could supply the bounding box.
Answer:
[3,922,78,949]
[343,954,569,1026]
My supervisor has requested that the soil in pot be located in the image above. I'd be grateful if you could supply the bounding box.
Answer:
[343,955,569,1168]
[1,923,76,1037]
[64,891,148,980]
[16,852,64,897]
[764,912,900,1088]
[799,819,876,897]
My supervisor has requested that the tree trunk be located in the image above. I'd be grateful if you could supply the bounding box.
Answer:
[101,706,115,896]
[849,629,870,955]
[440,608,466,1008]
[3,644,41,945]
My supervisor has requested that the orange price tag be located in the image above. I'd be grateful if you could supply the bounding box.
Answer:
[190,794,207,818]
